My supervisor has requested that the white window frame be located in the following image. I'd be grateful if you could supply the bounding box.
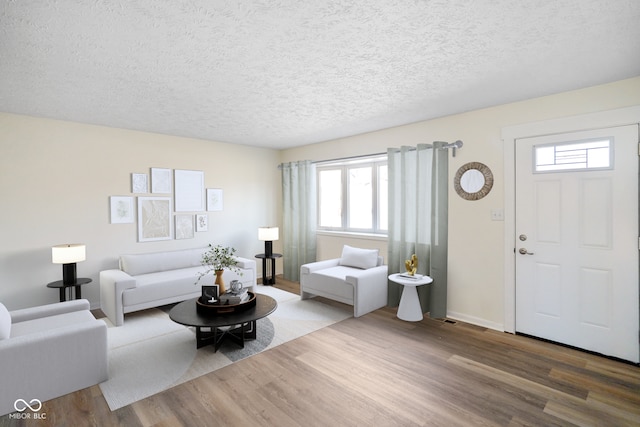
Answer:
[317,155,388,235]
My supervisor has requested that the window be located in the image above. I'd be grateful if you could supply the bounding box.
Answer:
[534,138,613,173]
[317,156,387,234]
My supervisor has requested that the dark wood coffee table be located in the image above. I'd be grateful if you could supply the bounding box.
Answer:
[169,294,277,351]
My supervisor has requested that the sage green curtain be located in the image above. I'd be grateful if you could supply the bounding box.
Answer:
[387,143,448,318]
[281,160,317,281]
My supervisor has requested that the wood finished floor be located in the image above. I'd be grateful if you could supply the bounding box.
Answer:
[3,277,639,426]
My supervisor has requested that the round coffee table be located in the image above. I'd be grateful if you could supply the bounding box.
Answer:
[169,294,277,351]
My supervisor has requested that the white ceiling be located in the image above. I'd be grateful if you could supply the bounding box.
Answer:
[1,1,639,150]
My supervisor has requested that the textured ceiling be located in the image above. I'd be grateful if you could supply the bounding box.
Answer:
[1,1,639,149]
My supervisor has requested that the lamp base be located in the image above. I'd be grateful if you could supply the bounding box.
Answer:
[62,263,77,285]
[264,241,273,258]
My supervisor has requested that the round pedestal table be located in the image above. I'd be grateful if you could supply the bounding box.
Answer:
[388,273,433,322]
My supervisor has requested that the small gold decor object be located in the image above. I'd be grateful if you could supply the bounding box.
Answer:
[404,254,418,276]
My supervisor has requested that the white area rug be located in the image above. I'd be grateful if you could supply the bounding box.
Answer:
[98,285,351,411]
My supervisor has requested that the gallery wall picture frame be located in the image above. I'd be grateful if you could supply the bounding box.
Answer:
[207,188,223,211]
[175,169,205,212]
[131,173,148,194]
[137,197,173,242]
[196,214,208,232]
[175,214,195,240]
[110,196,135,224]
[151,168,172,194]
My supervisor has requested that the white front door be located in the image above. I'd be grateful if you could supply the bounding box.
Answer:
[515,125,639,363]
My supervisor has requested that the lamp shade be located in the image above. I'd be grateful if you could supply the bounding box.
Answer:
[52,244,86,264]
[258,227,279,241]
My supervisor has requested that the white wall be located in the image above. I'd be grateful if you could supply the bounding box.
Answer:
[0,114,281,310]
[280,76,640,330]
[2,77,639,325]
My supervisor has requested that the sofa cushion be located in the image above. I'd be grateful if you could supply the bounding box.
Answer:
[123,267,202,306]
[124,266,254,307]
[339,245,379,269]
[306,266,355,301]
[120,247,205,276]
[0,303,10,340]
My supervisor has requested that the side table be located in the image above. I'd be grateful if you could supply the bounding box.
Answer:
[388,273,433,322]
[47,278,92,302]
[255,253,282,285]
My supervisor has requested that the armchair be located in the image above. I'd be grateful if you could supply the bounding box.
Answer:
[0,299,108,416]
[300,245,388,317]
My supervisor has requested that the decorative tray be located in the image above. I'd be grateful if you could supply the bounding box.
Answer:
[196,292,256,315]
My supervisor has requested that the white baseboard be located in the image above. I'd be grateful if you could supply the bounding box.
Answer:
[446,311,504,332]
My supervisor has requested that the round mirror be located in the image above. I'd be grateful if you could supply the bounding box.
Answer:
[454,162,493,200]
[460,169,485,193]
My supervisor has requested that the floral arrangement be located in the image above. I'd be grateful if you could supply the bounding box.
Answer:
[195,244,242,284]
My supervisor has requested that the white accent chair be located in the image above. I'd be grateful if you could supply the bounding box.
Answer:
[0,299,108,416]
[300,245,388,317]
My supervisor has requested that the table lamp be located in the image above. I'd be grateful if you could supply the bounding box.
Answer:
[258,227,279,257]
[52,244,86,284]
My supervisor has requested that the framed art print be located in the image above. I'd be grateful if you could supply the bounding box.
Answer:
[196,214,208,232]
[131,173,148,194]
[175,169,205,212]
[151,168,172,194]
[175,214,195,239]
[207,188,223,211]
[137,197,172,241]
[110,196,134,224]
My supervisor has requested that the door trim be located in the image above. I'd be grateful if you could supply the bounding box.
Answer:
[501,106,640,333]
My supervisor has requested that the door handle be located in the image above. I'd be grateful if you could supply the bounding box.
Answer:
[518,248,534,255]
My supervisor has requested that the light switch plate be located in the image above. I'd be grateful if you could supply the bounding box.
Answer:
[491,208,504,221]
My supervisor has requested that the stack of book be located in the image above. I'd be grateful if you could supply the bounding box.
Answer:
[219,288,250,304]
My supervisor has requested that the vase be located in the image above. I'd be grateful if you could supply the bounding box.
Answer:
[214,270,226,294]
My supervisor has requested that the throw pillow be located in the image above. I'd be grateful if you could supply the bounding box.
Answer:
[339,245,379,269]
[0,302,11,340]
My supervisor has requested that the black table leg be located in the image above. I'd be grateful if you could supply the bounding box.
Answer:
[270,258,277,284]
[261,258,269,285]
[195,322,257,351]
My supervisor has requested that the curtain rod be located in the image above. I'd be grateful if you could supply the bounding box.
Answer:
[278,140,463,168]
[314,152,387,165]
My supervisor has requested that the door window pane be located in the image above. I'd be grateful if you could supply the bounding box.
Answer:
[535,138,612,172]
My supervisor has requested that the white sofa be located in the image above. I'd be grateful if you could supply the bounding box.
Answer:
[300,245,388,317]
[0,299,108,416]
[100,247,256,326]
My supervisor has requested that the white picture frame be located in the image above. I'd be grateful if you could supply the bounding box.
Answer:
[175,214,195,239]
[196,214,208,232]
[207,188,223,211]
[131,173,148,194]
[110,196,134,224]
[175,169,205,212]
[151,168,172,194]
[137,197,172,242]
